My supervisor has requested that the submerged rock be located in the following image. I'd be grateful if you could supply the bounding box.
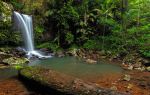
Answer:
[2,57,29,65]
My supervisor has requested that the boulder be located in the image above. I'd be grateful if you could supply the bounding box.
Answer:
[2,57,29,65]
[19,67,130,95]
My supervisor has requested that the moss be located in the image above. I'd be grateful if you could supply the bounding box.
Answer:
[2,57,29,65]
[20,67,49,84]
[20,67,33,77]
[0,47,12,52]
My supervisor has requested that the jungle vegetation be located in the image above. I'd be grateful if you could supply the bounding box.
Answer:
[0,0,150,58]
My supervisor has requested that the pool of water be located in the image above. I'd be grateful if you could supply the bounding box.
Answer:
[0,56,124,95]
[30,56,123,80]
[0,67,18,81]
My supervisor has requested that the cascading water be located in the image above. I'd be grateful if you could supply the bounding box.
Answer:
[13,11,52,59]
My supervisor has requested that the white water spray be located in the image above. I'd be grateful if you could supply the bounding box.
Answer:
[13,11,52,59]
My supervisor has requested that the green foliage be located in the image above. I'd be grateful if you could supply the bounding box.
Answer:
[65,32,74,44]
[29,0,150,58]
[10,0,24,10]
[37,42,49,49]
[35,26,44,33]
[1,0,150,59]
[47,0,80,47]
[46,0,120,47]
[34,25,44,41]
[140,50,150,58]
[0,1,21,45]
[140,42,150,58]
[83,40,100,50]
[37,42,60,52]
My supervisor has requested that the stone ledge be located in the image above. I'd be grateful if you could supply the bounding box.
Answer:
[19,67,130,95]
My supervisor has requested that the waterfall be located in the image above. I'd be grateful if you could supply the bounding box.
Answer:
[13,11,52,59]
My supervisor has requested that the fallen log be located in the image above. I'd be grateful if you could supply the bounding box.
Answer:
[19,67,130,95]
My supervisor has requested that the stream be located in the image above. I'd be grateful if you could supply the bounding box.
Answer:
[0,56,124,95]
[30,56,123,81]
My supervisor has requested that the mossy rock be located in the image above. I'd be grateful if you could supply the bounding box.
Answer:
[0,47,12,53]
[19,67,129,95]
[2,57,29,65]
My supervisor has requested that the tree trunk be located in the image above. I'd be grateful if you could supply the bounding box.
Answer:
[121,0,128,32]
